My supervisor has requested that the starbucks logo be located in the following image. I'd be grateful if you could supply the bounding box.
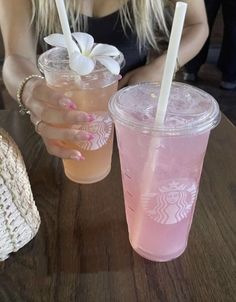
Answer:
[75,111,113,151]
[141,179,198,224]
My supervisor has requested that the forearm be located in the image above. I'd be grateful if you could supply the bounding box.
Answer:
[170,0,209,67]
[152,22,209,72]
[2,55,40,101]
[152,0,209,71]
[177,22,209,66]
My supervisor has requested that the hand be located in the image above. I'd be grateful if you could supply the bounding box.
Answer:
[23,78,94,160]
[119,55,166,89]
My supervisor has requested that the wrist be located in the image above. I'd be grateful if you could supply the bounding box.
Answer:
[21,76,43,106]
[17,74,44,114]
[152,53,182,77]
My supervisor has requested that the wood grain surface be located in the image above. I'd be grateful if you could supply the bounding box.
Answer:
[0,110,235,302]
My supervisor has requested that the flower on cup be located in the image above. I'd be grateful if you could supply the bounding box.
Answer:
[44,32,121,76]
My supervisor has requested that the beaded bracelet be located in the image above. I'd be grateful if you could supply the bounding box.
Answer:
[16,74,45,115]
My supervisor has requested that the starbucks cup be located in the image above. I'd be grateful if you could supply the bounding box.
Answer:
[109,82,221,261]
[39,47,124,184]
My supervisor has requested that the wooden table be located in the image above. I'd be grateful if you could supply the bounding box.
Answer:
[0,110,235,302]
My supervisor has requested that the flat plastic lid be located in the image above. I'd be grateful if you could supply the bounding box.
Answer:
[38,47,125,74]
[109,82,221,136]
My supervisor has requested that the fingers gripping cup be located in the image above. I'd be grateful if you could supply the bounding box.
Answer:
[39,46,124,184]
[109,82,221,261]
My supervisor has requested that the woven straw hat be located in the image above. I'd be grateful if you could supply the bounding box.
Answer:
[0,128,40,261]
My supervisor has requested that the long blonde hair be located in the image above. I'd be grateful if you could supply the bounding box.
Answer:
[31,0,173,51]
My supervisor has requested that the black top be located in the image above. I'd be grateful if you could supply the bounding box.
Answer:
[86,11,148,75]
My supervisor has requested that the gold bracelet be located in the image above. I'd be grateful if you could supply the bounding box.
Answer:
[16,74,45,115]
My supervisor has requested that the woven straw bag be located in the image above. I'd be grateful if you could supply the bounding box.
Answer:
[0,128,40,261]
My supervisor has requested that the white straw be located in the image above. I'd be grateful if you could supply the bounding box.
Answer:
[132,2,188,250]
[155,2,187,125]
[55,0,77,57]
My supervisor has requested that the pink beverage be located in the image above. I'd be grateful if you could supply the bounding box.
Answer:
[109,82,221,262]
[39,47,123,184]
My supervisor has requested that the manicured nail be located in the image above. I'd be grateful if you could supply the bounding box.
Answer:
[70,154,85,161]
[59,98,77,110]
[87,114,95,122]
[118,74,122,80]
[87,133,94,141]
[68,103,77,110]
[76,132,94,141]
[76,113,95,123]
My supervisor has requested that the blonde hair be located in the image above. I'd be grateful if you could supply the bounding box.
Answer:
[31,0,173,51]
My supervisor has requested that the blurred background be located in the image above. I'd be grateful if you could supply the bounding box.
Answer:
[0,8,236,124]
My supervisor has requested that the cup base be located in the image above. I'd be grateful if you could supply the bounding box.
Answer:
[130,242,187,262]
[64,166,111,184]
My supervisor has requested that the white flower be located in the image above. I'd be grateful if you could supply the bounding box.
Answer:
[44,32,121,76]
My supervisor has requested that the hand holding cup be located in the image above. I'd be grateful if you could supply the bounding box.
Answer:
[23,77,94,160]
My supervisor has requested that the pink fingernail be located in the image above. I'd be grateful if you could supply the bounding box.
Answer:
[87,114,95,122]
[68,103,77,110]
[59,98,77,110]
[118,74,122,80]
[87,133,94,140]
[76,132,94,141]
[70,154,85,161]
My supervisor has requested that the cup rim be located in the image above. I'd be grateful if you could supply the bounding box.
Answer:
[108,82,221,136]
[38,46,125,76]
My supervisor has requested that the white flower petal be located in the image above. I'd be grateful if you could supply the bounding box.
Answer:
[70,51,95,75]
[44,34,67,48]
[72,32,94,54]
[90,44,120,57]
[96,56,120,75]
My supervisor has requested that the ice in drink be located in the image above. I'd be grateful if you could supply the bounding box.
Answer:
[109,82,221,261]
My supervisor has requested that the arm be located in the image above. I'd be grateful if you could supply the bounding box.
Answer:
[119,0,209,87]
[0,0,39,99]
[172,0,209,66]
[0,0,93,160]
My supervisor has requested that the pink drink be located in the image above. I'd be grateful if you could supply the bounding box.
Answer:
[109,82,221,261]
[39,47,123,184]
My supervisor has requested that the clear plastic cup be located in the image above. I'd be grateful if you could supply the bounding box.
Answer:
[109,82,221,261]
[39,47,124,184]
